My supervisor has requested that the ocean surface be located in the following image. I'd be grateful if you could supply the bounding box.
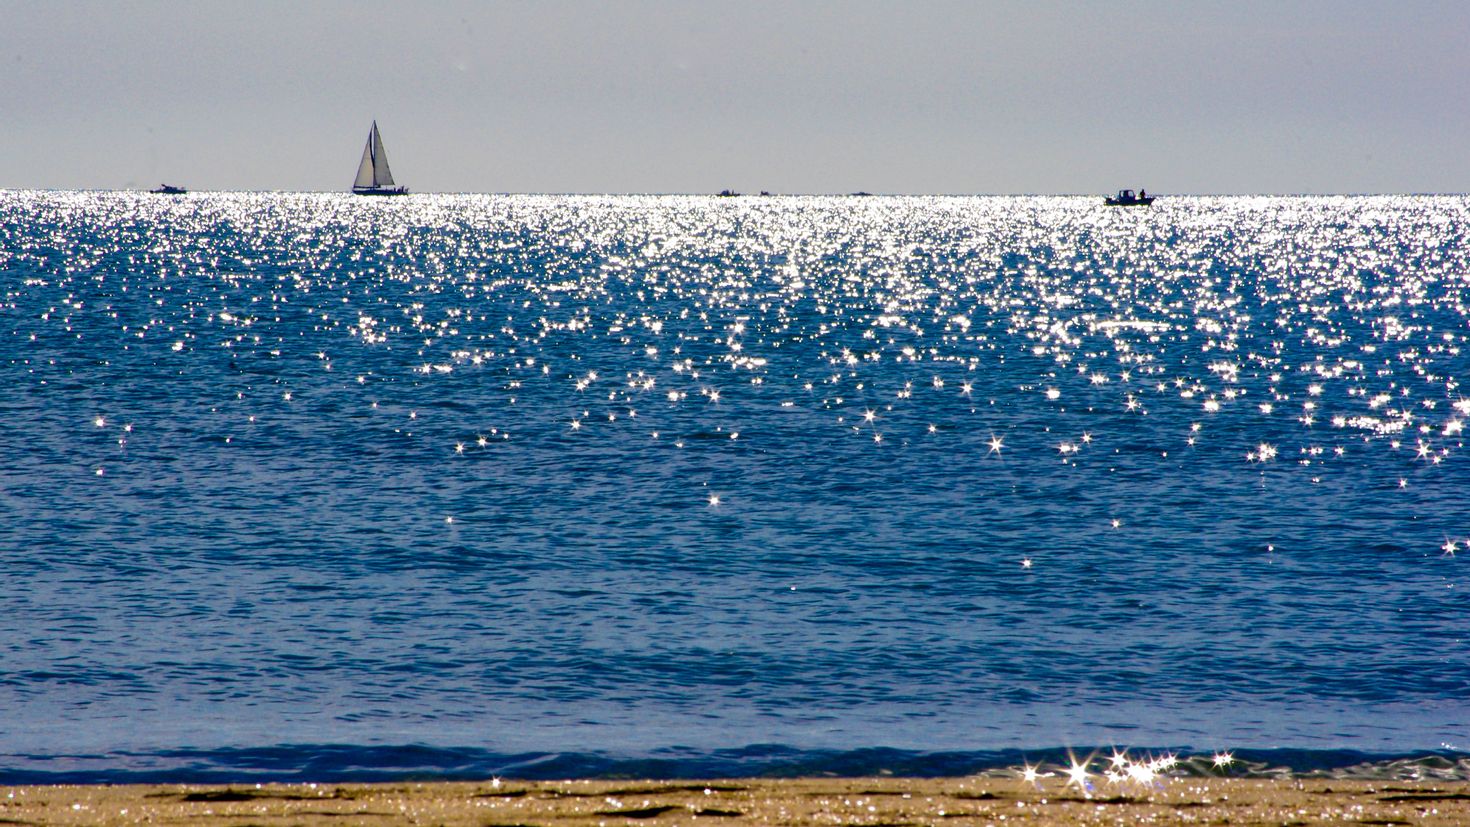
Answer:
[1,192,1467,783]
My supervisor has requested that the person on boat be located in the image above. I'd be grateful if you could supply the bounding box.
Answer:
[1139,189,1146,199]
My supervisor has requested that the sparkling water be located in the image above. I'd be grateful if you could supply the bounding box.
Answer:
[1,192,1466,780]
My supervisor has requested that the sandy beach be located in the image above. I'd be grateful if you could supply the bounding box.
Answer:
[4,776,1469,826]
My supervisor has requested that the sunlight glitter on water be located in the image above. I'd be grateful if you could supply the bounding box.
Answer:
[1,192,1467,760]
[6,194,1468,538]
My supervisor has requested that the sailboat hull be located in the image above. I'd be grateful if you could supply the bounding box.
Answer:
[352,186,409,196]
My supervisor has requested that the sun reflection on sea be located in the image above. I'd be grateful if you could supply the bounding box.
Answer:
[1,191,1467,758]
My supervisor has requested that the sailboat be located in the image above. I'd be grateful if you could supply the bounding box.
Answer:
[352,121,408,196]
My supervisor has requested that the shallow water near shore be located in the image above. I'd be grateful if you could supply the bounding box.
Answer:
[1,193,1467,781]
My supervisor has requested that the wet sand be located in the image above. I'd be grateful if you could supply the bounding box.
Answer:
[4,776,1469,826]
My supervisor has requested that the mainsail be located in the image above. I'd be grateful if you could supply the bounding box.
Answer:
[352,121,403,193]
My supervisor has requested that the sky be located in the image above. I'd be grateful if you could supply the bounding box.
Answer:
[2,1,1467,194]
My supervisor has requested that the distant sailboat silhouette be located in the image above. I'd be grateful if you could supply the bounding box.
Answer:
[352,121,408,196]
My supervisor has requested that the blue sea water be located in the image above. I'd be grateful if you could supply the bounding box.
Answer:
[0,192,1467,782]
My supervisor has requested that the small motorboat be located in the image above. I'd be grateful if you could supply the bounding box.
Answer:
[150,184,187,195]
[1105,188,1154,206]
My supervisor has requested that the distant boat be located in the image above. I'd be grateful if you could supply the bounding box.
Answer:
[150,184,187,195]
[716,189,740,197]
[1104,188,1154,206]
[352,121,408,196]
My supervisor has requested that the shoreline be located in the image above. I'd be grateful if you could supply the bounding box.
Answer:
[4,776,1470,825]
[3,747,1467,787]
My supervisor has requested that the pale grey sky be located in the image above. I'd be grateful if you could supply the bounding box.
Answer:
[3,1,1466,194]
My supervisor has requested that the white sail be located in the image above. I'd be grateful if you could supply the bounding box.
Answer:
[369,123,396,186]
[353,121,400,191]
[353,135,376,188]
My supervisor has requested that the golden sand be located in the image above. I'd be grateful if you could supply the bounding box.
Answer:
[4,776,1469,826]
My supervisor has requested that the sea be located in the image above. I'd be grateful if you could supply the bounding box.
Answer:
[1,192,1466,783]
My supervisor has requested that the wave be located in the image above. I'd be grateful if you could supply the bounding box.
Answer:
[2,744,1467,784]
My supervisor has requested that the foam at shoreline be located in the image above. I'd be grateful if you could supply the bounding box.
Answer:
[2,745,1468,785]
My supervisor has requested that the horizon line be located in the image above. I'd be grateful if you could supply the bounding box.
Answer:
[3,188,1466,198]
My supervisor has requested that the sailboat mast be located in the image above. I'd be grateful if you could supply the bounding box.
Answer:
[369,123,379,179]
